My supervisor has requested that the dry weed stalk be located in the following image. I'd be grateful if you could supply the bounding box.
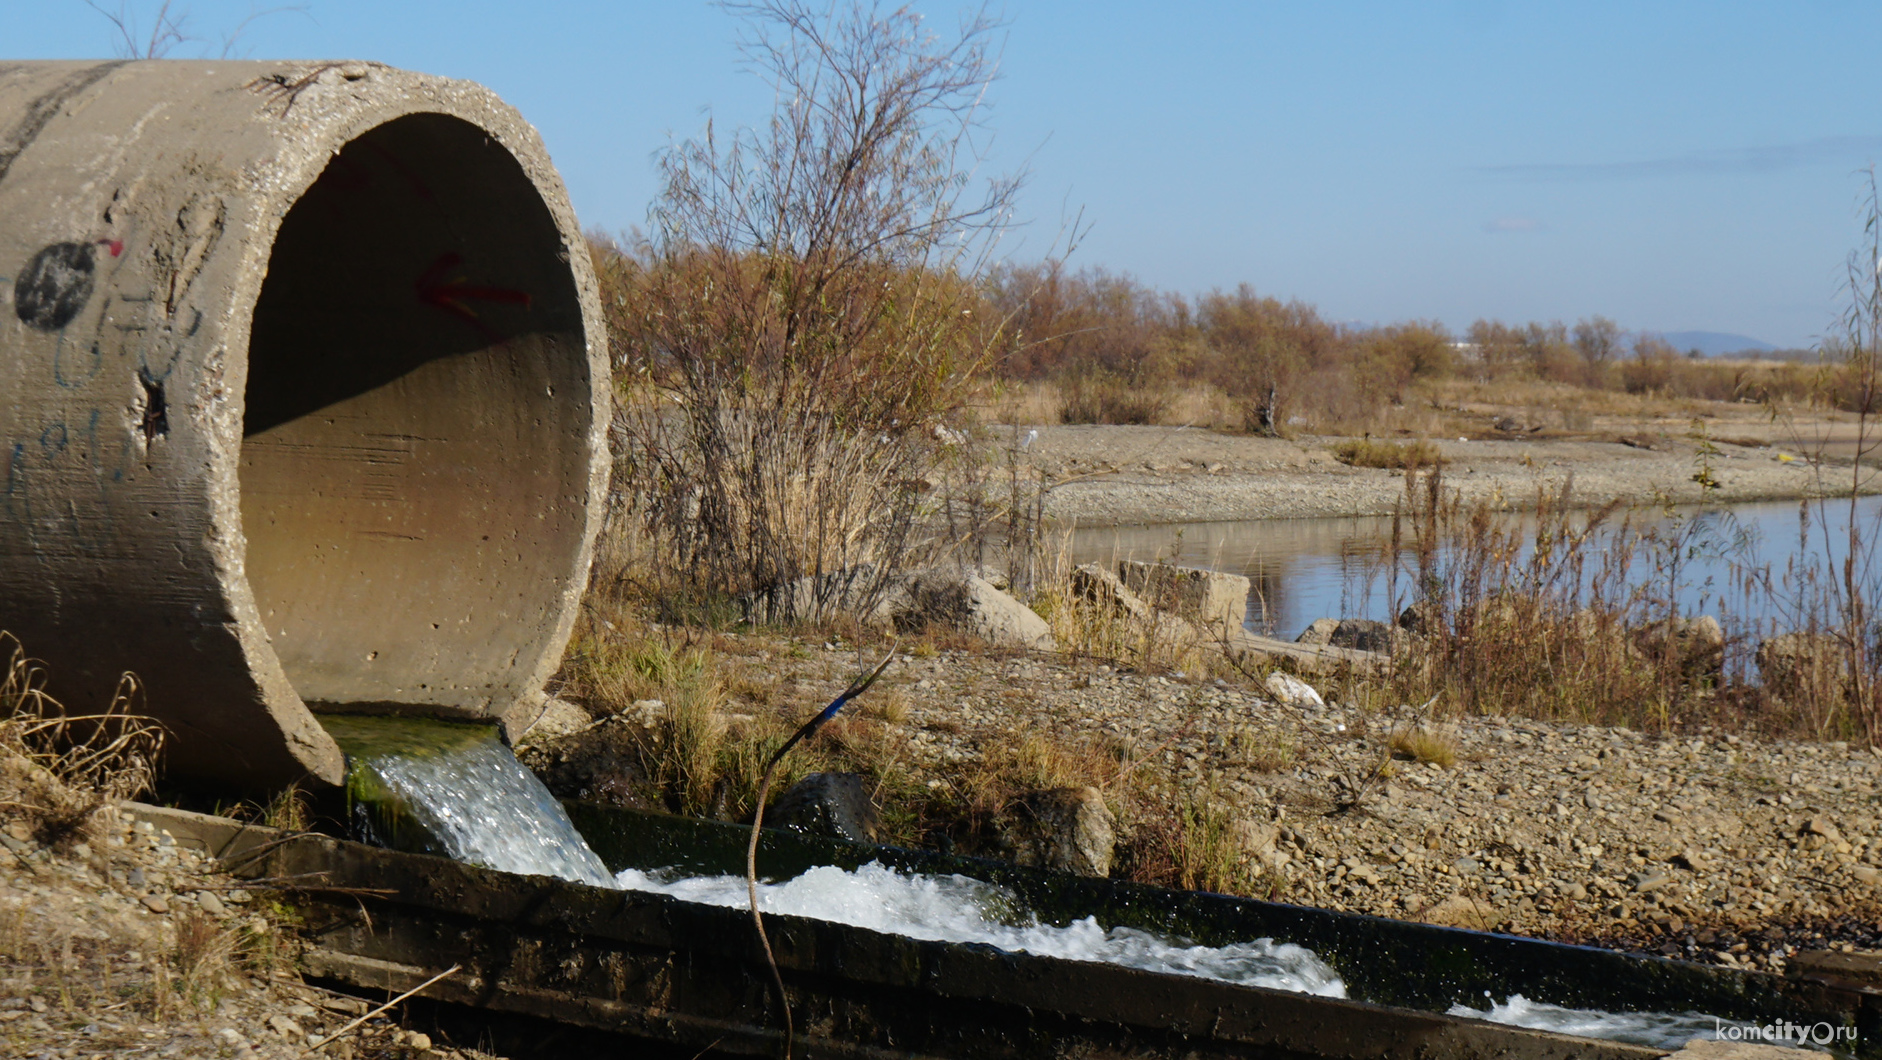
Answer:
[0,632,163,844]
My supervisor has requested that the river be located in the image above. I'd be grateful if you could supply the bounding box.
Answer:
[1069,493,1882,641]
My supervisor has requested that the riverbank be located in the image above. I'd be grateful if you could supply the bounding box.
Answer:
[1021,417,1872,527]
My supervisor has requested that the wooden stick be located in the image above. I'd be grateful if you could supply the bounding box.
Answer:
[302,963,460,1054]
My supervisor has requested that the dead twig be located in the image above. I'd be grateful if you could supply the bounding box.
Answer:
[213,830,317,874]
[303,963,460,1054]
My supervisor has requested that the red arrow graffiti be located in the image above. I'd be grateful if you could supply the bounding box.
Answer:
[415,252,531,340]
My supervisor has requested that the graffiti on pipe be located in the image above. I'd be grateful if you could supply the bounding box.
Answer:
[4,234,186,538]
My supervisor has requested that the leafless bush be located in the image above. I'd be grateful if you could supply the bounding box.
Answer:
[604,1,1025,618]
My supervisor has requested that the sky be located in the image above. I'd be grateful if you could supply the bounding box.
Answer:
[12,1,1882,349]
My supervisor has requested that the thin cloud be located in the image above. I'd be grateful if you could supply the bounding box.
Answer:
[1479,135,1882,181]
[1484,216,1542,233]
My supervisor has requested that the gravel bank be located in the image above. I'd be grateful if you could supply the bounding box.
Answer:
[718,635,1882,973]
[1019,425,1847,526]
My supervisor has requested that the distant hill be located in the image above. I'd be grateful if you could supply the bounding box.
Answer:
[1656,331,1777,357]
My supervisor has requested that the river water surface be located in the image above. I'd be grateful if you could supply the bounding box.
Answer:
[1070,494,1882,641]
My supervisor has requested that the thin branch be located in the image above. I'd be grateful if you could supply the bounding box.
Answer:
[303,964,461,1054]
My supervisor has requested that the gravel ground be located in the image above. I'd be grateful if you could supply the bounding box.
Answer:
[0,806,497,1060]
[712,635,1882,974]
[1020,425,1850,526]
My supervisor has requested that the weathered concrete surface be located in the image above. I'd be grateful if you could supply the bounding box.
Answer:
[1116,559,1250,638]
[0,62,609,788]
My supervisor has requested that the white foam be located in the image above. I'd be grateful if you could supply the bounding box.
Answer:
[615,861,1347,996]
[1448,994,1769,1051]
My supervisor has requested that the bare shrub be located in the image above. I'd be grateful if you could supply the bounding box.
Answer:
[1057,370,1171,425]
[604,1,1025,619]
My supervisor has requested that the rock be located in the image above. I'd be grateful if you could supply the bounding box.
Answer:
[406,1031,432,1051]
[1231,818,1278,858]
[1634,614,1725,680]
[1802,816,1843,844]
[1297,617,1407,654]
[1757,632,1849,703]
[999,787,1116,877]
[140,893,169,914]
[1295,618,1341,646]
[1853,866,1879,886]
[744,565,1053,650]
[268,1014,304,1039]
[1666,1040,1835,1058]
[746,565,903,628]
[1397,603,1438,636]
[1264,671,1325,709]
[1071,564,1177,626]
[768,772,879,844]
[897,569,1057,651]
[1116,560,1250,637]
[197,891,227,917]
[1673,849,1712,872]
[517,695,592,743]
[1418,893,1497,931]
[1628,869,1670,893]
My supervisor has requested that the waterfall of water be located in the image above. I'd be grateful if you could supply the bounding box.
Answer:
[323,716,613,887]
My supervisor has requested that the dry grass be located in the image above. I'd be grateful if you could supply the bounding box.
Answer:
[0,633,162,848]
[1380,472,1710,732]
[1388,724,1458,769]
[1030,540,1208,678]
[1221,725,1296,773]
[980,379,1238,431]
[0,637,303,1031]
[1125,782,1267,896]
[1331,437,1443,469]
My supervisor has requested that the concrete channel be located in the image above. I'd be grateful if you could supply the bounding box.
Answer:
[129,801,1878,1059]
[0,61,609,790]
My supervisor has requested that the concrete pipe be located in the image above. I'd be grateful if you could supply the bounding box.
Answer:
[0,61,610,789]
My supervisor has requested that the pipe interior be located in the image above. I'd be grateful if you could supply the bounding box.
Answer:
[240,112,590,717]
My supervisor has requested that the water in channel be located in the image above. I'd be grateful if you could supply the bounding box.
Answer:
[324,715,1766,1051]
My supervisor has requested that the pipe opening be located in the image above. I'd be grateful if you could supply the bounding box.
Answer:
[240,112,592,720]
